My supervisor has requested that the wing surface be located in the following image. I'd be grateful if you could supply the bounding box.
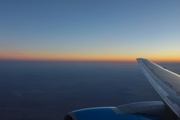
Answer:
[137,58,180,117]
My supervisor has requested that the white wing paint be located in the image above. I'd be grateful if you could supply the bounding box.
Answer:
[137,58,180,118]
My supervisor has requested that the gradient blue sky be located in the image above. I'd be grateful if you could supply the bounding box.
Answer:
[0,0,180,61]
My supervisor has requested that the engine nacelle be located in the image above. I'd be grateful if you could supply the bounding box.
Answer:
[63,101,171,120]
[64,107,121,120]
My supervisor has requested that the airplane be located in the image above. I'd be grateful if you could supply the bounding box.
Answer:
[63,58,180,120]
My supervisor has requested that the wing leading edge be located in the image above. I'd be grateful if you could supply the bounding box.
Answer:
[137,58,180,118]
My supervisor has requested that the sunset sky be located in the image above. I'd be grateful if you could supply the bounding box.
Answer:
[0,0,180,62]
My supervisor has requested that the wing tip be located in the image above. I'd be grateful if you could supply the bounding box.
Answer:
[136,58,148,61]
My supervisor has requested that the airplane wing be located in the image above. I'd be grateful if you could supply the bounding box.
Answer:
[64,58,179,120]
[137,58,180,118]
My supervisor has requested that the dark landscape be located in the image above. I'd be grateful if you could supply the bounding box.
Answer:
[1,61,179,120]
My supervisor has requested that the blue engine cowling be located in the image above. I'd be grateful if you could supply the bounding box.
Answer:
[63,107,162,120]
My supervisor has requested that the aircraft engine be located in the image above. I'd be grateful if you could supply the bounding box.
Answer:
[63,107,162,120]
[63,101,177,120]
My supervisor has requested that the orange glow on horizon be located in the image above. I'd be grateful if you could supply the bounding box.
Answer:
[0,52,180,63]
[0,57,180,63]
[0,56,136,62]
[145,57,180,63]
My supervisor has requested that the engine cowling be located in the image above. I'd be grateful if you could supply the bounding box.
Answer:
[64,107,162,120]
[63,101,176,120]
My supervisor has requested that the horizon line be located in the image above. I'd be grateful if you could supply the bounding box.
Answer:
[0,59,180,63]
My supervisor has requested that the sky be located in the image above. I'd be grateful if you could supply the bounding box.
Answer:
[0,0,180,62]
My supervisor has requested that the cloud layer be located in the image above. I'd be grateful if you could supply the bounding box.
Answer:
[101,42,118,44]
